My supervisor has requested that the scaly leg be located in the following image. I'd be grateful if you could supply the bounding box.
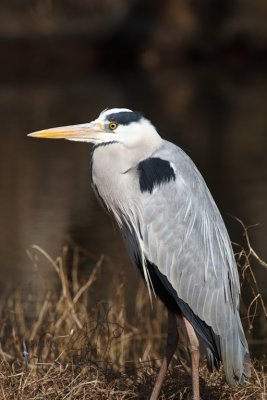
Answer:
[183,317,200,400]
[150,310,179,400]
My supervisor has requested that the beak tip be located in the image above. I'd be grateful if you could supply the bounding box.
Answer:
[27,131,42,138]
[27,130,59,139]
[26,123,96,140]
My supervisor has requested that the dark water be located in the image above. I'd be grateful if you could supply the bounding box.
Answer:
[1,67,266,355]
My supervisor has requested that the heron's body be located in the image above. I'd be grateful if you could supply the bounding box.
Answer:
[29,108,250,399]
[92,135,248,384]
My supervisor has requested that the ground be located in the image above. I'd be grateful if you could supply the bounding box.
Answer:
[0,244,265,399]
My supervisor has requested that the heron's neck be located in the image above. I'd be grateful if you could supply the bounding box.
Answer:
[91,139,163,217]
[92,136,163,174]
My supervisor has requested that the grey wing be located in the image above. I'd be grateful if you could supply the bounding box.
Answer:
[139,142,249,384]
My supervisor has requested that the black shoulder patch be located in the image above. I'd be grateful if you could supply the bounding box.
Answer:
[138,157,176,193]
[106,111,143,125]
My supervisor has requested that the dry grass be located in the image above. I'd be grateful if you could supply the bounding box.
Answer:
[0,226,266,399]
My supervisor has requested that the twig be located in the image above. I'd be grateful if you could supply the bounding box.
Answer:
[29,294,50,342]
[22,339,29,374]
[73,255,104,304]
[30,245,60,274]
[234,217,267,270]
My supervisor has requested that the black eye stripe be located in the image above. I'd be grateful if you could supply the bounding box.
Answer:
[106,111,143,125]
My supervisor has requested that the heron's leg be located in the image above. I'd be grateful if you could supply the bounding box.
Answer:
[150,310,179,400]
[183,317,200,400]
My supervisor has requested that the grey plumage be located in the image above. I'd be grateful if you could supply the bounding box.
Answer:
[90,116,250,385]
[29,107,250,396]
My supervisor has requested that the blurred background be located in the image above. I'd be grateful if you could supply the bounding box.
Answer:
[0,0,266,355]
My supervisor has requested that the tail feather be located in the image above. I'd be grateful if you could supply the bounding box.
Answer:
[220,317,250,385]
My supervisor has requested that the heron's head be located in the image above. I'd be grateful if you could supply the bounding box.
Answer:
[28,108,161,148]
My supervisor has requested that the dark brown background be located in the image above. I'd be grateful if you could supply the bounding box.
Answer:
[0,0,266,355]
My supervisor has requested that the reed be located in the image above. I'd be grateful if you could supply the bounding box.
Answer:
[0,226,266,399]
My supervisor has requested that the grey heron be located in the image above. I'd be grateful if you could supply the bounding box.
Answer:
[29,108,250,399]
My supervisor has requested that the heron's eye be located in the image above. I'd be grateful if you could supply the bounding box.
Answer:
[109,121,118,131]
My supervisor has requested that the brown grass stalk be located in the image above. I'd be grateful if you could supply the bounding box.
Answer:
[0,227,266,399]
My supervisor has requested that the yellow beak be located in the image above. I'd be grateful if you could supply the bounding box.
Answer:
[28,123,103,142]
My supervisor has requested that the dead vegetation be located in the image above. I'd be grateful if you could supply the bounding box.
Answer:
[0,225,266,399]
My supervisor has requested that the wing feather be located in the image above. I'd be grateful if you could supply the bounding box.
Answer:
[136,141,249,384]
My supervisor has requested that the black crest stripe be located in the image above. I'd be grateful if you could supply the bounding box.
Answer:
[138,157,176,193]
[106,111,143,125]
